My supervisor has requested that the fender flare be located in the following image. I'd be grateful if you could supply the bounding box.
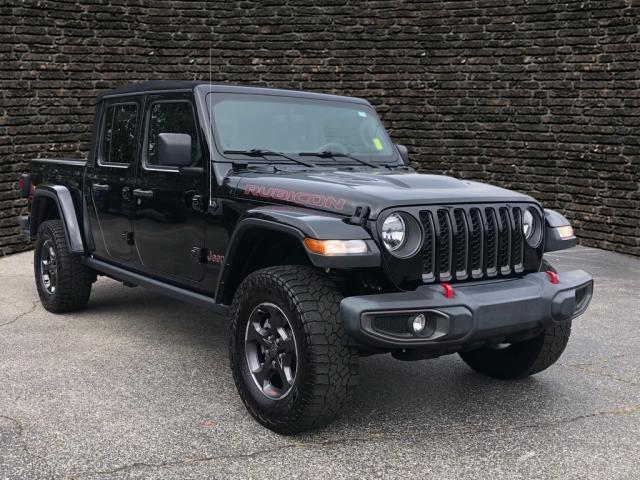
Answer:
[214,207,380,303]
[30,185,85,253]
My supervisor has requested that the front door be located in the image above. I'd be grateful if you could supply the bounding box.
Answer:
[131,94,206,284]
[85,100,141,264]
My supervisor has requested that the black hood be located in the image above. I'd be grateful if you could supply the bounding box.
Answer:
[228,168,536,218]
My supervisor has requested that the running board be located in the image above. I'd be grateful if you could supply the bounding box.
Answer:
[82,257,229,316]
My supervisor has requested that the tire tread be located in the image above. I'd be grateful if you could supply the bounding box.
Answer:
[229,265,358,434]
[35,220,92,313]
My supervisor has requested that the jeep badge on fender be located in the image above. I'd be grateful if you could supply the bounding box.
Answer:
[17,81,593,434]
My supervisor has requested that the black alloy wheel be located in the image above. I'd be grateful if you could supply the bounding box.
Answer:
[244,302,298,400]
[39,239,58,295]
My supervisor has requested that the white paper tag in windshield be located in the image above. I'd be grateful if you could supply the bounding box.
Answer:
[358,111,367,117]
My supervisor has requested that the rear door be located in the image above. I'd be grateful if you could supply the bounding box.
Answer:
[85,100,141,264]
[131,93,207,284]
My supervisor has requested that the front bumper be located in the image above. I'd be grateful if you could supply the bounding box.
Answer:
[341,270,593,351]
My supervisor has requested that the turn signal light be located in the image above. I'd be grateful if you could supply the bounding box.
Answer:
[556,225,575,240]
[303,238,368,256]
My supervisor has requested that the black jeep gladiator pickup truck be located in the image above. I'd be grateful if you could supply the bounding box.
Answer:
[18,81,593,434]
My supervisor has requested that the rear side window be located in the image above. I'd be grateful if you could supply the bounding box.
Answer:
[145,101,201,167]
[100,103,139,165]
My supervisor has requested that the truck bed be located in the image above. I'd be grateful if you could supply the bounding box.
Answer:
[31,158,86,191]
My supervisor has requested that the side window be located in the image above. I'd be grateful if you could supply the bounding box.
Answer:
[100,103,138,165]
[145,101,201,168]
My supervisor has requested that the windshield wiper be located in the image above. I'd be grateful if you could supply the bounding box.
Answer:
[223,149,315,168]
[299,151,380,168]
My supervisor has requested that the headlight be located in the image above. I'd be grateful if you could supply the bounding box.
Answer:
[381,213,406,252]
[380,212,423,258]
[523,210,534,239]
[522,207,543,247]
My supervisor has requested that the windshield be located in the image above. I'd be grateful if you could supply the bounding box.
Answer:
[209,93,398,164]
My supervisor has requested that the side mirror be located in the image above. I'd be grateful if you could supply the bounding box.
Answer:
[395,144,409,165]
[158,133,192,168]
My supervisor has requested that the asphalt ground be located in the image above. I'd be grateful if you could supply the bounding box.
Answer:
[0,246,638,479]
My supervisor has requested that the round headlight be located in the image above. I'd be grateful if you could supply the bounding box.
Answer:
[381,213,406,252]
[522,207,543,247]
[523,209,534,239]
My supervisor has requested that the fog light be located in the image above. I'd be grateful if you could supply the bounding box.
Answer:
[411,314,427,334]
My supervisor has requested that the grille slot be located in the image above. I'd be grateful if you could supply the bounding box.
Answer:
[484,208,498,276]
[436,209,452,281]
[419,211,435,282]
[511,208,524,272]
[419,205,526,283]
[498,207,512,274]
[453,209,468,280]
[468,208,483,277]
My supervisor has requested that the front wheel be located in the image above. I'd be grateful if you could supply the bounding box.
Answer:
[459,321,572,380]
[459,258,571,379]
[229,265,359,434]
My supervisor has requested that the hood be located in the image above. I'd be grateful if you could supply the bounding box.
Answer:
[228,168,536,218]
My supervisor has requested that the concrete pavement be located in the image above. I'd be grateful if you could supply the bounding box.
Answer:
[0,246,638,479]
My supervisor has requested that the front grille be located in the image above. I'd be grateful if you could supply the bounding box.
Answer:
[418,205,525,283]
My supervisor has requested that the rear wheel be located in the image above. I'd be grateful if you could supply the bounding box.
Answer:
[34,220,93,313]
[229,265,359,434]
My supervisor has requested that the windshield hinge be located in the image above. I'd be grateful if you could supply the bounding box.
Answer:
[347,205,370,226]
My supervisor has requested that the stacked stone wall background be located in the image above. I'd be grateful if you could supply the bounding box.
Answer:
[1,0,638,256]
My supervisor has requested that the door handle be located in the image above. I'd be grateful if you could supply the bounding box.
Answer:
[132,188,154,199]
[92,183,111,192]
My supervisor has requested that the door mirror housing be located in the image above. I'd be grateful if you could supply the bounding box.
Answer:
[395,144,409,166]
[158,133,192,167]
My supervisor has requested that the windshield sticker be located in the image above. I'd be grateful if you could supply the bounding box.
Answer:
[373,138,384,151]
[358,111,367,117]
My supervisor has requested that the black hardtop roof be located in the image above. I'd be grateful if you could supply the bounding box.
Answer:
[96,81,370,105]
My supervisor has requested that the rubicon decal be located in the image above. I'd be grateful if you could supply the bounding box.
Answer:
[243,184,347,211]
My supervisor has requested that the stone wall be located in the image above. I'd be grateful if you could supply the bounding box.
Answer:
[1,0,638,256]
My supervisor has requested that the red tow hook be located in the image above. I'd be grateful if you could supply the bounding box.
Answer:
[441,282,455,299]
[546,270,559,284]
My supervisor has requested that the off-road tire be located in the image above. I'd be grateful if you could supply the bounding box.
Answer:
[459,258,570,379]
[34,220,93,313]
[229,265,359,434]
